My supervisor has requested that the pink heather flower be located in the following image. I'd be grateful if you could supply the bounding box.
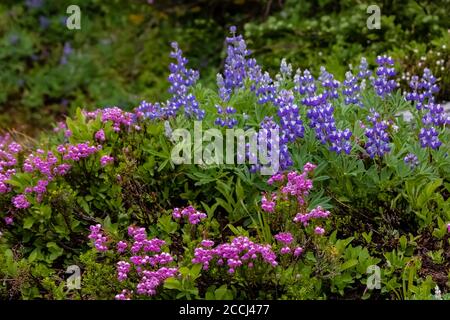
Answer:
[261,193,276,213]
[447,223,450,233]
[4,216,13,225]
[64,130,72,138]
[293,247,304,257]
[117,261,131,281]
[201,239,214,247]
[172,208,182,219]
[12,194,30,209]
[101,107,134,131]
[303,162,317,173]
[172,206,206,225]
[117,241,128,253]
[280,247,291,254]
[88,224,108,251]
[115,289,131,300]
[100,155,114,167]
[8,142,22,154]
[95,129,106,142]
[267,173,285,185]
[314,226,325,235]
[281,171,313,205]
[192,236,278,273]
[274,232,294,245]
[54,163,71,176]
[294,206,330,226]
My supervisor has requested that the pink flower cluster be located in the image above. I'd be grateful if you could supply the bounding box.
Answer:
[12,142,102,208]
[117,261,131,281]
[192,236,278,273]
[100,155,114,167]
[12,194,30,209]
[274,232,303,256]
[89,224,179,299]
[88,224,109,251]
[281,171,314,205]
[60,142,101,161]
[261,193,277,213]
[262,163,316,214]
[293,206,330,226]
[274,232,293,245]
[101,107,134,132]
[115,289,131,300]
[53,121,67,133]
[85,107,134,132]
[95,129,106,142]
[136,267,178,296]
[172,206,207,225]
[0,135,20,194]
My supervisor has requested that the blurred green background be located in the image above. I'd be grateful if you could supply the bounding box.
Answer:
[1,0,449,135]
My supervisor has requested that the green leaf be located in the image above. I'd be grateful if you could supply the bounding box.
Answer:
[164,278,182,290]
[340,259,358,271]
[23,217,34,229]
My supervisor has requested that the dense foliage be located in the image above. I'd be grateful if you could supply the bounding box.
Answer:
[0,23,449,300]
[1,0,449,134]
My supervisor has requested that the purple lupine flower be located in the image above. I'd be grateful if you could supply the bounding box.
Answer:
[274,89,304,143]
[343,71,363,107]
[419,127,442,149]
[357,57,371,79]
[305,100,352,154]
[364,109,391,158]
[25,0,44,9]
[404,153,419,169]
[135,101,163,120]
[294,69,316,97]
[39,16,50,29]
[406,68,439,110]
[279,58,293,79]
[318,66,340,100]
[216,73,231,102]
[421,103,446,127]
[215,105,238,128]
[251,117,293,173]
[166,42,204,119]
[223,26,251,92]
[60,42,72,65]
[372,55,398,99]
